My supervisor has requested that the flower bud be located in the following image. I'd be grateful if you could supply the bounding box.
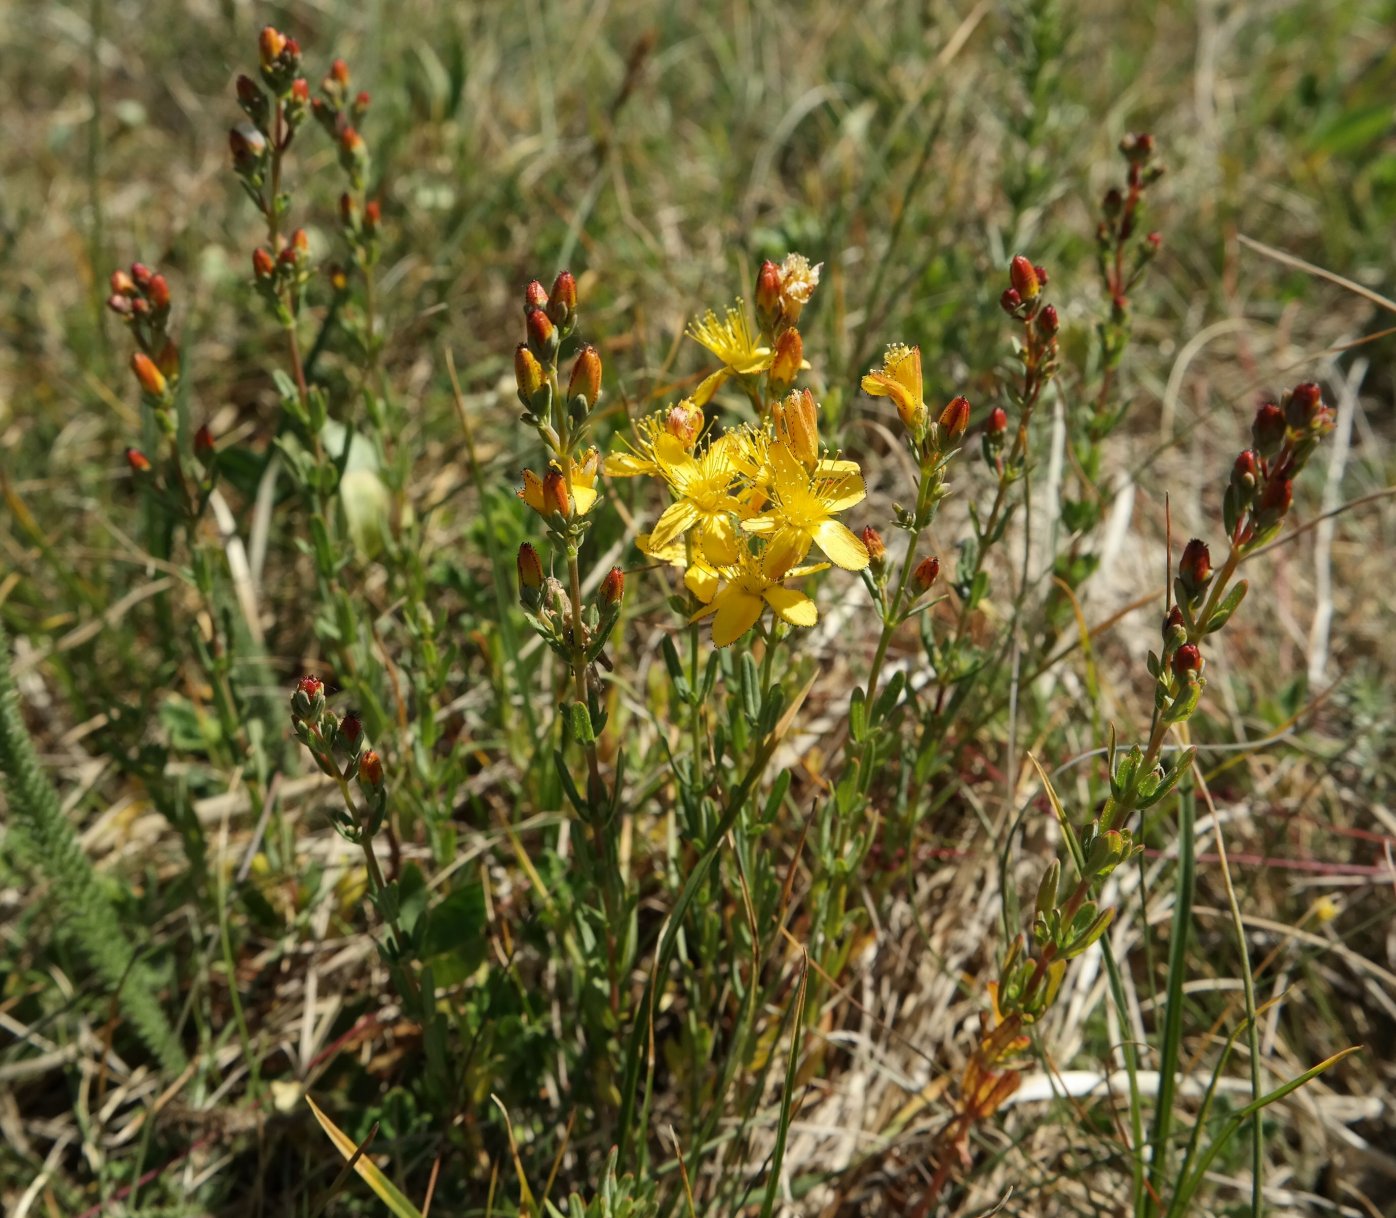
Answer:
[999,287,1022,315]
[774,389,820,467]
[987,406,1008,437]
[147,274,171,311]
[235,73,264,114]
[912,555,941,595]
[1161,603,1185,642]
[130,352,167,398]
[291,673,325,721]
[338,711,364,752]
[524,279,549,311]
[1171,643,1202,678]
[542,468,571,518]
[768,327,803,396]
[353,91,371,116]
[125,447,152,473]
[363,200,381,233]
[357,749,385,790]
[515,344,546,406]
[517,542,544,607]
[1178,538,1212,598]
[229,123,267,168]
[666,400,703,448]
[1252,402,1287,458]
[567,344,602,411]
[290,77,310,104]
[259,25,287,68]
[252,247,276,279]
[110,269,136,296]
[755,259,782,333]
[1256,475,1293,525]
[1284,382,1326,430]
[1009,255,1041,301]
[525,306,557,360]
[330,58,351,87]
[194,424,215,461]
[861,527,887,576]
[155,339,180,380]
[338,125,365,157]
[547,270,577,329]
[938,395,971,441]
[1037,304,1059,338]
[599,566,625,612]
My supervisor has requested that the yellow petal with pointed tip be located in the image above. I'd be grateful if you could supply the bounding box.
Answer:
[814,518,870,570]
[764,585,817,628]
[712,590,764,647]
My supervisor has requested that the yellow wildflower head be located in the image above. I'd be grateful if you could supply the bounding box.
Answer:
[689,302,772,404]
[861,343,925,432]
[689,547,820,647]
[742,441,868,577]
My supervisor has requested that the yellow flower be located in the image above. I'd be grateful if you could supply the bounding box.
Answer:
[636,531,719,603]
[742,441,869,576]
[647,432,748,564]
[688,303,772,404]
[861,343,925,430]
[518,448,601,517]
[690,549,822,647]
[605,403,706,480]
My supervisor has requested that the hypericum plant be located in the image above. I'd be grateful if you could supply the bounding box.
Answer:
[923,382,1340,1210]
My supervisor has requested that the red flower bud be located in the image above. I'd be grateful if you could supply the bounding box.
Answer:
[130,352,167,398]
[290,77,310,103]
[354,90,371,113]
[1009,255,1040,301]
[599,566,625,611]
[330,58,351,87]
[130,262,153,289]
[861,526,886,564]
[290,673,326,721]
[1178,538,1212,597]
[106,293,132,316]
[1171,643,1202,677]
[547,270,577,328]
[125,447,152,473]
[252,247,276,279]
[259,26,287,68]
[357,749,384,789]
[110,269,136,296]
[1000,288,1022,314]
[525,305,557,359]
[1162,604,1185,640]
[517,541,544,593]
[542,468,571,518]
[987,406,1009,435]
[1284,382,1326,430]
[912,556,941,595]
[155,339,180,380]
[1231,449,1259,489]
[755,259,782,330]
[363,200,381,231]
[524,279,549,311]
[567,344,602,410]
[1251,403,1287,458]
[236,74,261,108]
[665,401,703,448]
[515,344,546,404]
[1037,304,1059,337]
[194,424,215,460]
[338,711,363,749]
[938,395,971,441]
[147,274,171,311]
[338,125,365,156]
[1256,475,1293,523]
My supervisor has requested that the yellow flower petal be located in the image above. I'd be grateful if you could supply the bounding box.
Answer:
[605,452,654,478]
[763,585,817,628]
[761,527,813,578]
[699,512,741,565]
[820,470,866,513]
[814,518,870,570]
[685,562,719,603]
[711,590,765,647]
[518,469,546,514]
[649,499,701,551]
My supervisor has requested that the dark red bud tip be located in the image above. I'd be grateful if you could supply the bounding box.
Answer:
[547,269,577,327]
[354,90,371,110]
[363,200,381,229]
[338,711,363,746]
[860,526,886,563]
[297,674,323,698]
[912,556,941,594]
[290,77,310,102]
[938,395,971,440]
[1285,382,1327,430]
[1000,288,1022,315]
[1038,304,1059,337]
[330,58,351,86]
[1178,538,1212,595]
[1009,255,1041,300]
[1162,604,1185,640]
[1252,402,1287,457]
[525,306,557,359]
[1146,231,1162,250]
[130,262,153,289]
[1171,643,1202,677]
[193,425,215,459]
[357,749,384,788]
[987,406,1009,434]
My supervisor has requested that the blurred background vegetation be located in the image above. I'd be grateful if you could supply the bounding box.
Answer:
[2,0,1394,1214]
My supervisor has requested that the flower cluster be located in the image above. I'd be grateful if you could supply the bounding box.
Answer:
[289,674,386,842]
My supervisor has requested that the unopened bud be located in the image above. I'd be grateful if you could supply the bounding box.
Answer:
[259,26,287,68]
[330,58,351,87]
[130,262,153,289]
[363,200,381,232]
[353,90,371,115]
[110,269,136,296]
[338,711,364,752]
[290,673,325,720]
[542,468,571,518]
[1284,382,1326,430]
[567,344,602,411]
[1009,255,1040,301]
[1171,643,1202,678]
[235,74,263,112]
[774,389,819,467]
[252,247,276,279]
[861,526,887,574]
[338,125,365,157]
[599,566,625,611]
[1256,475,1293,524]
[357,749,385,790]
[130,352,167,398]
[517,542,544,606]
[155,339,180,380]
[106,294,132,317]
[229,124,267,167]
[987,406,1008,436]
[1000,287,1022,315]
[1231,449,1259,490]
[147,274,171,311]
[524,279,549,311]
[1252,403,1287,458]
[755,259,782,332]
[515,344,546,406]
[194,424,215,460]
[666,400,703,448]
[1162,604,1185,642]
[1037,304,1059,338]
[125,447,152,473]
[912,556,941,595]
[939,395,971,441]
[768,327,803,396]
[1178,538,1212,598]
[525,306,557,360]
[547,270,577,329]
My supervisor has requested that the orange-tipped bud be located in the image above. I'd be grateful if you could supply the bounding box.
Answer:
[125,447,152,473]
[259,26,287,68]
[338,125,365,157]
[755,259,782,332]
[353,91,371,115]
[768,327,803,396]
[774,389,820,467]
[290,673,325,720]
[599,566,625,612]
[130,352,167,398]
[1178,539,1212,598]
[524,279,549,311]
[547,270,577,329]
[1009,255,1040,301]
[290,77,310,103]
[337,711,364,752]
[666,400,703,448]
[525,306,557,360]
[357,749,385,789]
[861,526,887,576]
[193,424,215,460]
[517,542,544,602]
[987,406,1008,435]
[110,269,136,296]
[147,274,171,311]
[567,344,602,411]
[542,468,571,518]
[252,247,276,279]
[515,344,546,404]
[363,200,381,232]
[330,58,351,87]
[155,339,180,380]
[912,556,941,595]
[938,395,971,441]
